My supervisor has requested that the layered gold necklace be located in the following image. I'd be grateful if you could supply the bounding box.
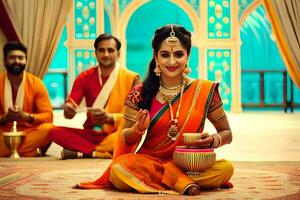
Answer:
[159,79,186,140]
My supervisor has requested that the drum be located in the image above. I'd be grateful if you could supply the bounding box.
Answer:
[173,147,216,177]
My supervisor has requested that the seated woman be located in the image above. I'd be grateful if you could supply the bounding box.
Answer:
[76,24,233,195]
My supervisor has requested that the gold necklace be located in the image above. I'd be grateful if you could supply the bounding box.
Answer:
[153,80,201,150]
[159,80,186,140]
[159,80,183,102]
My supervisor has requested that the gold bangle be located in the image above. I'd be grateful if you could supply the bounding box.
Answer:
[211,134,220,148]
[216,133,222,148]
[123,114,136,123]
[209,136,214,148]
[124,105,138,122]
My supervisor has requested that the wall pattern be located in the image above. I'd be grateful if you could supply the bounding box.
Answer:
[207,0,231,39]
[207,49,232,110]
[74,49,96,76]
[74,0,97,39]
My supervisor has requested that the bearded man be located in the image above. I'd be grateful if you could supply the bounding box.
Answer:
[0,41,53,157]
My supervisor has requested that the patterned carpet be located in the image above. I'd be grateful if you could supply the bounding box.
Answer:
[0,158,300,200]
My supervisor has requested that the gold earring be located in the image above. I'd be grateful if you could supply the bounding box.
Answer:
[154,64,161,76]
[183,65,191,75]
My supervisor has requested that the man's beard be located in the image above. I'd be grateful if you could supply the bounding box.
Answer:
[6,63,26,75]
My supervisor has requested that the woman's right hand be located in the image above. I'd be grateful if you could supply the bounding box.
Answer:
[123,109,150,145]
[132,109,150,134]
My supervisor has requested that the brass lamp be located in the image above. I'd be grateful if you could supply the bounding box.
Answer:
[3,121,25,158]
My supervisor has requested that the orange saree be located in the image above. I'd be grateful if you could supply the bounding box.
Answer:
[78,80,217,193]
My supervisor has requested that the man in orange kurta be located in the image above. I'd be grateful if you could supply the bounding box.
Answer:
[0,41,53,157]
[48,34,140,159]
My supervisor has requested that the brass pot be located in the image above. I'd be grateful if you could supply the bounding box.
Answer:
[3,131,25,158]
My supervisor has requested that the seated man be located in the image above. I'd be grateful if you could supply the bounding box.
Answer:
[0,41,53,157]
[48,34,140,159]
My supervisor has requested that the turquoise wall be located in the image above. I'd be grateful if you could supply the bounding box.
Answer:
[43,1,300,110]
[125,0,195,79]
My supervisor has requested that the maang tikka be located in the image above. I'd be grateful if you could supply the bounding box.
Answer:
[166,25,179,52]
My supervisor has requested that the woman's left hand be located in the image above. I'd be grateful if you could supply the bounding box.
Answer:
[194,132,214,148]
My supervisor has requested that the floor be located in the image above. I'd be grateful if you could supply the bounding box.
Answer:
[1,159,300,200]
[48,110,300,162]
[2,110,300,200]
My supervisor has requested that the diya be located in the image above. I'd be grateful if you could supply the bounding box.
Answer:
[3,121,25,158]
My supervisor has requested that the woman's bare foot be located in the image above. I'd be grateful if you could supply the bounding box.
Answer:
[72,184,80,189]
[186,185,200,195]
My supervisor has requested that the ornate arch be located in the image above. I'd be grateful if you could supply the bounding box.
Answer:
[239,0,261,26]
[116,0,201,66]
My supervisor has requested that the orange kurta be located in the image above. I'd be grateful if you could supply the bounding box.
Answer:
[0,72,53,157]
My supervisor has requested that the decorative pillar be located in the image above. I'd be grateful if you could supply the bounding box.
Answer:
[201,0,241,111]
[66,0,98,90]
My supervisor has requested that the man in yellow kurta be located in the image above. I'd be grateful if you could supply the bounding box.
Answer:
[48,34,140,159]
[0,41,53,157]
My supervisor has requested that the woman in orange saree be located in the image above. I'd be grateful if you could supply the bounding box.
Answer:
[76,25,233,196]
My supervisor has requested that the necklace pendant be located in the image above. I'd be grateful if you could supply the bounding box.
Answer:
[168,124,178,140]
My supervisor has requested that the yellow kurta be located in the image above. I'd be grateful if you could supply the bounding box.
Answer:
[0,72,53,157]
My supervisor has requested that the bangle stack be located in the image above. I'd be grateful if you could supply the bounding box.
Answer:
[211,134,222,148]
